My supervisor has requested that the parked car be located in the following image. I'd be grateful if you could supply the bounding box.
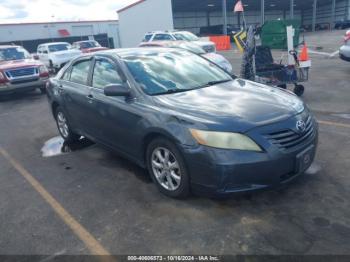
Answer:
[335,20,350,30]
[0,45,49,95]
[37,42,82,72]
[46,48,318,198]
[72,40,109,53]
[340,36,350,62]
[139,40,233,73]
[142,30,216,53]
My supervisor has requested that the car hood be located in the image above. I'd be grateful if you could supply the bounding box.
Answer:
[0,59,43,70]
[152,79,304,133]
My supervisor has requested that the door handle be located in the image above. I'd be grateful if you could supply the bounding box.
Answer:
[87,94,94,103]
[58,85,64,94]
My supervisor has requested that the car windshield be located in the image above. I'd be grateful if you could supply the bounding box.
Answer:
[122,50,232,96]
[0,47,31,61]
[48,44,70,52]
[173,32,199,41]
[79,41,100,48]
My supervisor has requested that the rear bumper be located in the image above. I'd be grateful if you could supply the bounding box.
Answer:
[0,77,48,95]
[339,46,350,61]
[182,128,318,197]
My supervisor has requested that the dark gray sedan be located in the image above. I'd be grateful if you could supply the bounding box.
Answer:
[46,48,318,198]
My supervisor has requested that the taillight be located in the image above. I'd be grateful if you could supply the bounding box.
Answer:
[39,65,49,77]
[0,71,8,84]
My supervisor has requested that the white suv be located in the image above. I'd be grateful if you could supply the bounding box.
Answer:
[142,31,216,53]
[37,42,82,72]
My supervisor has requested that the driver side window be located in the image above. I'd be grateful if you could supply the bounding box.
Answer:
[92,58,124,89]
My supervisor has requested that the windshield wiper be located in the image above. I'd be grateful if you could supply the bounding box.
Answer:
[152,79,232,96]
[206,79,232,85]
[153,88,190,96]
[192,79,232,90]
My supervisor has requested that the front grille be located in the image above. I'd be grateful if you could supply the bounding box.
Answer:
[265,116,316,151]
[5,67,38,79]
[10,77,39,84]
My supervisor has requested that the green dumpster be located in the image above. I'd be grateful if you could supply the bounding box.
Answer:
[261,20,301,49]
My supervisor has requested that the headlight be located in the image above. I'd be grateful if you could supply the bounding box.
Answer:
[190,129,262,151]
[39,65,48,74]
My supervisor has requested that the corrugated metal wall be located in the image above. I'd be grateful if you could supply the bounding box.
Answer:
[173,0,348,34]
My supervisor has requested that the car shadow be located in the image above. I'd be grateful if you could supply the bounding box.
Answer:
[0,90,43,102]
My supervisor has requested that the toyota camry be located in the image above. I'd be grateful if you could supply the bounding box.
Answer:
[46,48,318,198]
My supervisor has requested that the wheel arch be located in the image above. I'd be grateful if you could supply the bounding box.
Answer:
[142,130,179,164]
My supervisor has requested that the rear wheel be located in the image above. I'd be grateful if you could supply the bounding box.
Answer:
[55,106,80,143]
[146,138,190,198]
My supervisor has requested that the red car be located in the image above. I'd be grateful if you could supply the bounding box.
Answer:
[0,45,49,95]
[72,40,109,53]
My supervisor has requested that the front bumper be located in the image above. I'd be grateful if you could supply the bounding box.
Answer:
[0,77,48,95]
[182,116,318,196]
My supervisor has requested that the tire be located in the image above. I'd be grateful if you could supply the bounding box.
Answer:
[146,138,190,198]
[54,106,80,143]
[294,84,305,96]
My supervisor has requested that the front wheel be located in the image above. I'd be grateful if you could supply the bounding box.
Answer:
[55,106,80,143]
[146,138,190,198]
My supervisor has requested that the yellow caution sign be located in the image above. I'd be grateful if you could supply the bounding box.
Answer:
[233,30,247,52]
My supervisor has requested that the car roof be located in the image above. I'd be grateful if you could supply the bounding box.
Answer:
[0,45,20,49]
[74,40,96,44]
[139,40,187,47]
[39,42,70,46]
[146,30,181,35]
[97,47,187,58]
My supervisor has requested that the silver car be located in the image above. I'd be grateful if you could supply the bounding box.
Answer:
[142,30,216,53]
[139,40,232,73]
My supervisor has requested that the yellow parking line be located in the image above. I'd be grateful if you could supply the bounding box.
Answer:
[317,120,350,128]
[0,147,111,257]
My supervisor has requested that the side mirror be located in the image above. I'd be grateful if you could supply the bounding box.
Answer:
[104,84,130,97]
[33,54,39,60]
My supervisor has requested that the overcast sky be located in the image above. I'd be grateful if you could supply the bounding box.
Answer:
[0,0,138,23]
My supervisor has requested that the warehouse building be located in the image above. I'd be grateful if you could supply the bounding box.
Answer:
[118,0,350,47]
[0,20,120,53]
[1,0,349,50]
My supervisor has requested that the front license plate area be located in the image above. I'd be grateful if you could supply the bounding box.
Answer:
[296,145,315,173]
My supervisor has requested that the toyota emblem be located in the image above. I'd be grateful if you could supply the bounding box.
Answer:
[296,120,306,133]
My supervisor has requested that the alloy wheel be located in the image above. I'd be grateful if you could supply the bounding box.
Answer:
[57,111,69,138]
[151,147,181,191]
